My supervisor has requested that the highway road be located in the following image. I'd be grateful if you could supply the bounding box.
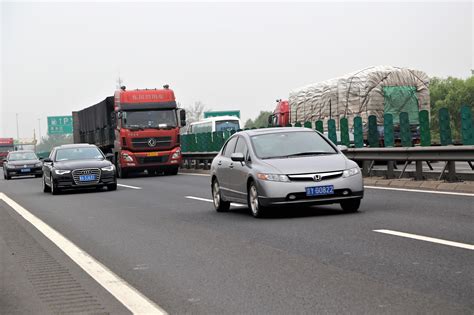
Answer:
[1,171,473,314]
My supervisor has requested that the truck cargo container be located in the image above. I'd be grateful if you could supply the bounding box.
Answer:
[73,86,186,177]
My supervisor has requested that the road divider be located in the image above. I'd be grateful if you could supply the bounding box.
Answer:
[0,192,167,315]
[185,196,246,207]
[374,229,474,251]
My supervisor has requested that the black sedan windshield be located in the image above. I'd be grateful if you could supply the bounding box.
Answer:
[8,152,38,161]
[55,147,104,161]
[124,110,177,129]
[251,131,337,159]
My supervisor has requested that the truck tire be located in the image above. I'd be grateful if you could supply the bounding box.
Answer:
[164,166,179,176]
[116,163,128,178]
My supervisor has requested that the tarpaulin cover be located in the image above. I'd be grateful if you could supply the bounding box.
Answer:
[289,66,430,127]
[383,86,419,124]
[77,97,114,133]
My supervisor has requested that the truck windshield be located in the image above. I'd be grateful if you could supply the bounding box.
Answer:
[124,110,177,129]
[215,120,240,132]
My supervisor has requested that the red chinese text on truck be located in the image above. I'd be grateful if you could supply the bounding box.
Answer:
[0,138,15,166]
[73,86,186,177]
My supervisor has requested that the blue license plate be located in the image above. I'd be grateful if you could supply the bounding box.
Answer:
[79,174,96,181]
[305,185,334,196]
[21,168,31,173]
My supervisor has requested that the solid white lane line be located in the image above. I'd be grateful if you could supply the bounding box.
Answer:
[0,192,167,315]
[185,196,246,207]
[117,183,142,190]
[178,173,210,177]
[364,186,474,197]
[374,229,474,251]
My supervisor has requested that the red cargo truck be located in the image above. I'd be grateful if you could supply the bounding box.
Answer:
[268,99,290,127]
[73,86,186,177]
[0,138,14,166]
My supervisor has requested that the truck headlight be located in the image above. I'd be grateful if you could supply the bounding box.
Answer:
[101,165,115,172]
[121,153,134,162]
[171,149,181,159]
[54,170,71,175]
[342,167,359,178]
[257,173,290,182]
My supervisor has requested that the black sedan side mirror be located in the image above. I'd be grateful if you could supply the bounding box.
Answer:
[105,153,114,161]
[231,152,245,162]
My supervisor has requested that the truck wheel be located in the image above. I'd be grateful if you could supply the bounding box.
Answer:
[164,166,179,176]
[117,164,128,178]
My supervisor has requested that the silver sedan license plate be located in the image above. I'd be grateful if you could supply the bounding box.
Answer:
[305,185,334,196]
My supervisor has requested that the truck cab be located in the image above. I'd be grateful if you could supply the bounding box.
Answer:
[113,86,186,177]
[0,138,15,166]
[268,100,290,127]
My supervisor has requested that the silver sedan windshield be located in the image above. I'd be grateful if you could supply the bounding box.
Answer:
[251,131,337,159]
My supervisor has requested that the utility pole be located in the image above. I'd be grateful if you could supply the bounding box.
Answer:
[16,113,19,139]
[38,118,42,142]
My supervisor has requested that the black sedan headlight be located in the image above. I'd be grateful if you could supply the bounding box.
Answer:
[101,165,115,172]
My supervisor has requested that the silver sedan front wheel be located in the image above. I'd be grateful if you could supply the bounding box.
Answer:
[212,179,230,212]
[248,182,266,218]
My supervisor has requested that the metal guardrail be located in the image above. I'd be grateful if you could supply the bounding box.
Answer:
[182,145,474,182]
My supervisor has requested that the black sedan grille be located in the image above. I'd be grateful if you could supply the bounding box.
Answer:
[72,168,101,185]
[131,137,172,148]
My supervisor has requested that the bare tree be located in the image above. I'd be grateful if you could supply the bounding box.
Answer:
[185,101,208,124]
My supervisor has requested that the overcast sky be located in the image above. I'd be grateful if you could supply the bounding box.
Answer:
[1,1,473,139]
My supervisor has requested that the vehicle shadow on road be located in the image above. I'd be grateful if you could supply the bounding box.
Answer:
[229,205,357,220]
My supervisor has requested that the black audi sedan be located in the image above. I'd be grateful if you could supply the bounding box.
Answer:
[42,144,117,195]
[3,150,43,180]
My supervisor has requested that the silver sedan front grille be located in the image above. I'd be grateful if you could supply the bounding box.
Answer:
[72,168,101,185]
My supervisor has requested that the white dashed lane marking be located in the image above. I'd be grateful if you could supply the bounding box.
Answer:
[374,229,474,251]
[185,196,246,207]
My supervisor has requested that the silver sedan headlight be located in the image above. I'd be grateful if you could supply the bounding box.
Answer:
[257,173,290,182]
[101,165,115,172]
[35,162,42,167]
[342,167,360,178]
[6,164,15,169]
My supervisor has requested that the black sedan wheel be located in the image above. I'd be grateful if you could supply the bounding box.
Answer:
[107,183,117,191]
[42,175,51,192]
[50,178,60,195]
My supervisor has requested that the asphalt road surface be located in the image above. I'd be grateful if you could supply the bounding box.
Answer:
[1,171,473,314]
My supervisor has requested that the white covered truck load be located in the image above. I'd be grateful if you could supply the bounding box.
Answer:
[289,66,430,127]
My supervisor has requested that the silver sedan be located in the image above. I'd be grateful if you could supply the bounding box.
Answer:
[210,128,364,218]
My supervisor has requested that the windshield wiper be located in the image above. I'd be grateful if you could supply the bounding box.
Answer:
[286,151,336,157]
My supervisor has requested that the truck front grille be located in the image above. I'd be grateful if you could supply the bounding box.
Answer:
[131,137,172,148]
[137,156,169,164]
[72,168,101,185]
